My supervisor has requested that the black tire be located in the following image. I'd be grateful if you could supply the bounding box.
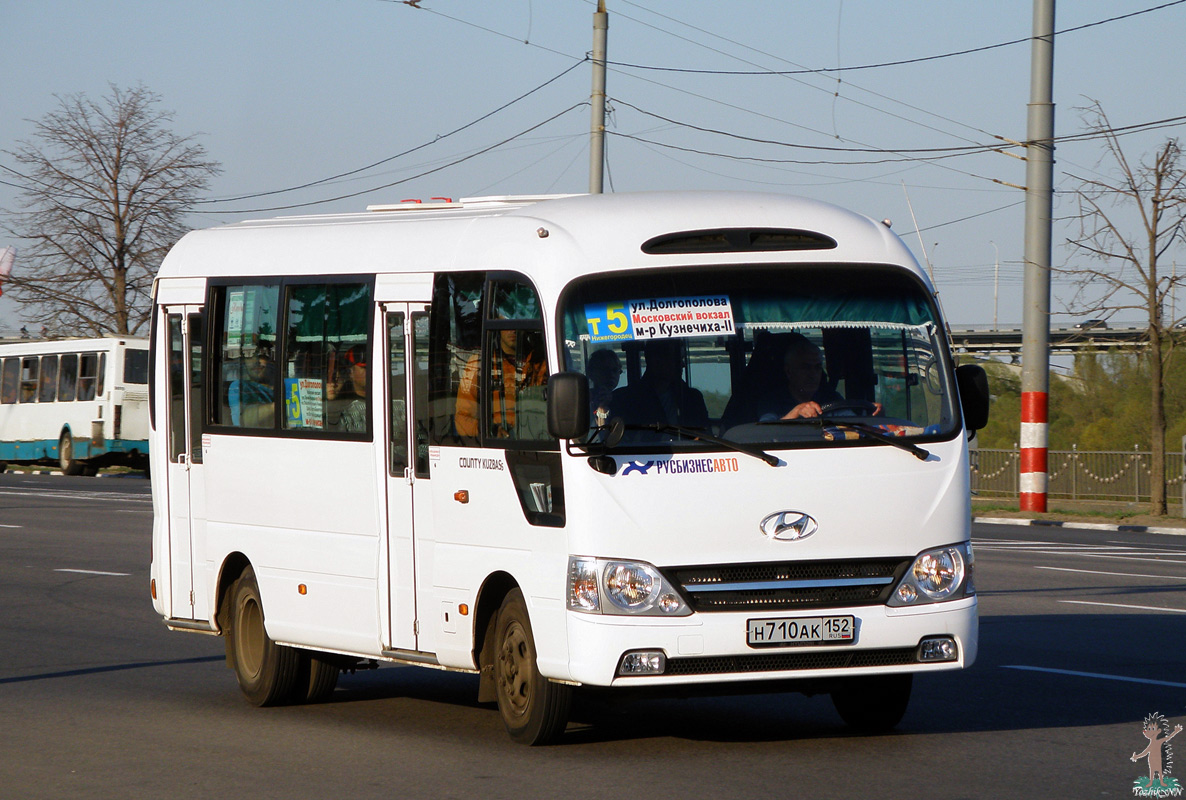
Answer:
[493,589,571,745]
[292,651,340,704]
[831,673,913,733]
[225,566,301,707]
[58,432,85,476]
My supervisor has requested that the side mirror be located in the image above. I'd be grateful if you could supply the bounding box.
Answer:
[546,372,589,440]
[955,364,990,433]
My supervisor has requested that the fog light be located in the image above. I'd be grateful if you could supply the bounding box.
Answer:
[918,636,958,662]
[618,650,666,676]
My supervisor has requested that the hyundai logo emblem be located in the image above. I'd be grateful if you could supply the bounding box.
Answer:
[759,511,818,541]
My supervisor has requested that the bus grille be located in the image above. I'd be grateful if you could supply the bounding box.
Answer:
[665,646,919,676]
[664,558,911,612]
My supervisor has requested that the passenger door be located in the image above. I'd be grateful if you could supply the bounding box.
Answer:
[383,304,431,652]
[162,306,209,621]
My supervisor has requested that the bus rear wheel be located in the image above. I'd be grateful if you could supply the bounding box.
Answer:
[293,651,340,704]
[58,432,85,476]
[493,589,571,745]
[831,673,913,733]
[225,566,300,707]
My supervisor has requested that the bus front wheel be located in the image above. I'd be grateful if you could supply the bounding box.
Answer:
[831,673,913,733]
[493,589,571,745]
[58,432,85,476]
[225,566,301,707]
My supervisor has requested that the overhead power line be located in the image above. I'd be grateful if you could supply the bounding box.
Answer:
[200,103,588,215]
[612,100,1186,161]
[604,0,1186,76]
[197,60,587,204]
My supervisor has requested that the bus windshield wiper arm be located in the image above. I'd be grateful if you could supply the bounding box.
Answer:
[628,423,780,467]
[817,417,930,461]
[762,416,930,461]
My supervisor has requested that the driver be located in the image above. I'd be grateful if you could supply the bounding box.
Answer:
[757,335,843,421]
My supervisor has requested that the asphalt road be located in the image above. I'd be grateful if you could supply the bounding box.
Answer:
[2,471,1185,799]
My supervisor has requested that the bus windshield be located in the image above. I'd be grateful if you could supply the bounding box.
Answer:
[560,264,958,450]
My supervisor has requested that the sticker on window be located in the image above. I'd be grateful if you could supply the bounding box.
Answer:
[285,377,325,429]
[585,296,734,342]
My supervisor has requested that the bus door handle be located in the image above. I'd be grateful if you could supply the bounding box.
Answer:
[177,453,189,470]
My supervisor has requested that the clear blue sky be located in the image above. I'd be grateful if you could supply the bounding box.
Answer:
[2,0,1184,335]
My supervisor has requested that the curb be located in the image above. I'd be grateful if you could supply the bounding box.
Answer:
[975,516,1186,537]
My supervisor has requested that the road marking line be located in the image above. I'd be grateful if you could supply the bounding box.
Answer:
[1060,599,1186,614]
[1003,665,1186,689]
[54,568,131,577]
[981,549,1186,565]
[1036,566,1186,581]
[0,489,150,503]
[0,523,22,528]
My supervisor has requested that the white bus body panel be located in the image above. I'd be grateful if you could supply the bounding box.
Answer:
[149,191,976,692]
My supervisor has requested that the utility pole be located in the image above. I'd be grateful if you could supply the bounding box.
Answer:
[589,0,608,194]
[1020,0,1055,512]
[991,240,1000,330]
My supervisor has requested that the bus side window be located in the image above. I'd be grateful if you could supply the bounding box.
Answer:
[39,356,58,402]
[412,313,430,477]
[124,349,149,384]
[387,313,408,473]
[284,282,370,435]
[58,354,78,402]
[429,273,483,446]
[483,280,549,444]
[19,357,39,403]
[0,358,17,404]
[77,353,100,402]
[168,316,186,461]
[213,283,279,429]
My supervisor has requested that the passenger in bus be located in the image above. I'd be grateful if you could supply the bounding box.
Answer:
[328,344,368,432]
[586,348,621,426]
[228,350,275,426]
[756,334,842,421]
[611,338,708,430]
[454,329,547,439]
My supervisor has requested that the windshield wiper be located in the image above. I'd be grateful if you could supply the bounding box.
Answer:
[627,422,780,467]
[819,417,931,461]
[763,416,931,461]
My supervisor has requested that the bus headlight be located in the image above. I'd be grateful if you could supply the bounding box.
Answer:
[567,556,690,616]
[888,543,974,606]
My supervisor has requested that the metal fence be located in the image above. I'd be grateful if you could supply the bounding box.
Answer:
[971,447,1186,503]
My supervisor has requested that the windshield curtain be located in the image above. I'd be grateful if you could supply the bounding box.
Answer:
[559,264,958,450]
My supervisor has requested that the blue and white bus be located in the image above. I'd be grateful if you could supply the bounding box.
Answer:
[0,336,150,474]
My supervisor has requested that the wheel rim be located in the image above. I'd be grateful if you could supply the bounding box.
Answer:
[236,595,265,680]
[498,620,531,718]
[59,436,72,469]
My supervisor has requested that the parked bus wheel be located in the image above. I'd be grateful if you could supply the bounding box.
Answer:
[58,432,85,476]
[831,673,912,733]
[293,651,340,704]
[225,566,301,706]
[493,588,571,745]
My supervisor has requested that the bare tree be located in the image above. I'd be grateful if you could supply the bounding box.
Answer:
[1064,101,1186,514]
[2,84,220,336]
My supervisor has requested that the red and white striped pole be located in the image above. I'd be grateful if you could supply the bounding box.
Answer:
[1020,391,1048,512]
[1020,0,1055,514]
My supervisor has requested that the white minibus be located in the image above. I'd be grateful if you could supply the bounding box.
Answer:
[149,191,988,744]
[0,336,149,474]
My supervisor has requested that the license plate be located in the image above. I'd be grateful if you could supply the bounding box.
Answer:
[746,615,855,647]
